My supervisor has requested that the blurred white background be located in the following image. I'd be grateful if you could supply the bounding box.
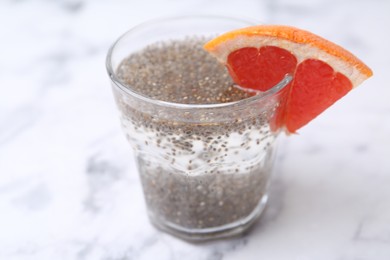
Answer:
[0,0,389,260]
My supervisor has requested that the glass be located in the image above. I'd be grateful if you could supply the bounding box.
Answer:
[106,15,291,242]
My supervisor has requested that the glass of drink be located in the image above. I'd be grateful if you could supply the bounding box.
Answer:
[106,15,291,242]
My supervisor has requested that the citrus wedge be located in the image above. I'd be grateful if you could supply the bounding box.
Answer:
[204,25,373,133]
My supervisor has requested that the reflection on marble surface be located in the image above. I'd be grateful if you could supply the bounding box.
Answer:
[0,0,389,259]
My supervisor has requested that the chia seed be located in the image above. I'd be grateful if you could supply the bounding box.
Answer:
[113,37,277,231]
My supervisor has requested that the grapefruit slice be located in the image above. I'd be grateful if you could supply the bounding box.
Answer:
[204,25,373,133]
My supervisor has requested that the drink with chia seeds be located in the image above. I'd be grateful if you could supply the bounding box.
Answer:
[106,16,291,241]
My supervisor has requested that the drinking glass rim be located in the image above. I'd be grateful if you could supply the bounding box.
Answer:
[106,15,293,110]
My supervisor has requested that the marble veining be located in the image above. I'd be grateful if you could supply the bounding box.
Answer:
[1,0,389,259]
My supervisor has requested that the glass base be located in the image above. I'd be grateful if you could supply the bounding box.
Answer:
[148,194,268,242]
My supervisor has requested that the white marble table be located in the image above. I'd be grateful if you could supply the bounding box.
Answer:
[1,0,389,259]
